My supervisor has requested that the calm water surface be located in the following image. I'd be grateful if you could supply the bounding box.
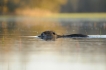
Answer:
[0,17,106,70]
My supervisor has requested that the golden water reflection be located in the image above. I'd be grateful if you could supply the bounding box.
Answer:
[0,18,106,70]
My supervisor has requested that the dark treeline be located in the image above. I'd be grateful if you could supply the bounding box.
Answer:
[61,0,106,13]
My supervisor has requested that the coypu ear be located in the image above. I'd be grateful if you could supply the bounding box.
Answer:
[52,32,56,35]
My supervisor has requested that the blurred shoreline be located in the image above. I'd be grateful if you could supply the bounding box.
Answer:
[0,13,106,18]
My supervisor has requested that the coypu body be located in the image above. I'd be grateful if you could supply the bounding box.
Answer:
[38,31,88,41]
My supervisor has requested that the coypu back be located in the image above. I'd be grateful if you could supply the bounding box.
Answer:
[64,34,88,37]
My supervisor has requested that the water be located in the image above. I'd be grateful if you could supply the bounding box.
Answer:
[0,17,106,70]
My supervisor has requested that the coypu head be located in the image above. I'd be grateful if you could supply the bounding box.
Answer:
[38,31,57,41]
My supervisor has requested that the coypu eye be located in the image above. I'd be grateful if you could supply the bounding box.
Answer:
[41,33,44,36]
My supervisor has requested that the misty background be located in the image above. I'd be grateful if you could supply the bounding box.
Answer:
[0,0,106,15]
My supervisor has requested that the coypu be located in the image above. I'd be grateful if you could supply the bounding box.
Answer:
[38,31,88,41]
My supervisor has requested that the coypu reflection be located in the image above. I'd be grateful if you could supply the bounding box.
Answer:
[38,31,88,41]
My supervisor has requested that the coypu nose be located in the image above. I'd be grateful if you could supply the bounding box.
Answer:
[38,35,41,37]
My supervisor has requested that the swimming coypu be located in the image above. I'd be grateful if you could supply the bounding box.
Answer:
[38,31,88,41]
